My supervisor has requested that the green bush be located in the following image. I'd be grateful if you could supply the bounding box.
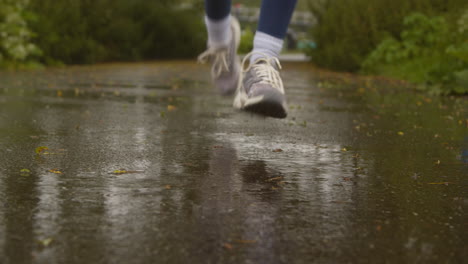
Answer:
[0,0,41,67]
[307,0,467,72]
[363,13,468,94]
[363,13,449,67]
[27,0,206,65]
[239,27,254,54]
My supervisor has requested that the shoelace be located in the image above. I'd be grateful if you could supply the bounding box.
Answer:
[197,47,229,78]
[241,52,284,94]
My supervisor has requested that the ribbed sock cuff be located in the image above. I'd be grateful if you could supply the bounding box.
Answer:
[205,15,231,48]
[251,31,284,63]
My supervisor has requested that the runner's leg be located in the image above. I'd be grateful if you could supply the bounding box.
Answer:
[200,0,241,95]
[251,0,298,62]
[205,0,232,47]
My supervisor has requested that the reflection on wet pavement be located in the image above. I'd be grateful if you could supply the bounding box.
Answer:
[0,62,466,263]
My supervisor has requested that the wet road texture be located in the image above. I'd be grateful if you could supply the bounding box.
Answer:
[0,62,467,264]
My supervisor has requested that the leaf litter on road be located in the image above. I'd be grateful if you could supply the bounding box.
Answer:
[35,146,66,155]
[38,238,53,247]
[35,146,49,154]
[110,169,144,175]
[48,169,63,174]
[222,243,233,250]
[20,169,31,176]
[266,176,283,182]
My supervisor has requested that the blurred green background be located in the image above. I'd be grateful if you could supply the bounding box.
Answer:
[0,0,206,66]
[0,0,467,94]
[307,0,468,94]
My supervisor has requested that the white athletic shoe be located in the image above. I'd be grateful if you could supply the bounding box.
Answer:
[233,52,287,118]
[198,16,241,96]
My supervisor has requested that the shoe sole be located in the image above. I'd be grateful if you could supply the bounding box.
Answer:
[235,88,288,119]
[244,100,287,118]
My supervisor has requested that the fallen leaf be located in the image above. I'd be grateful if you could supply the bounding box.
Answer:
[223,243,233,250]
[397,131,404,136]
[423,97,432,103]
[48,169,63,174]
[266,176,283,182]
[57,90,63,97]
[427,182,452,185]
[112,169,128,175]
[272,149,283,152]
[35,146,49,154]
[341,148,347,152]
[167,105,177,111]
[165,185,172,190]
[39,238,53,247]
[20,169,31,176]
[110,169,144,175]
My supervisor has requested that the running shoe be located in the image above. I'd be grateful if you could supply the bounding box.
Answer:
[233,52,287,118]
[197,16,241,96]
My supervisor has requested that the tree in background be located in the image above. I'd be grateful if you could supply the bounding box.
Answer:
[362,12,468,94]
[307,0,467,72]
[307,0,467,94]
[0,0,41,66]
[27,0,206,65]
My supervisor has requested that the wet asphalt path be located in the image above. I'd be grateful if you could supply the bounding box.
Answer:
[0,62,467,264]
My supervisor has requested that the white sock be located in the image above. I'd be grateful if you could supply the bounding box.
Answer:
[204,15,231,48]
[250,31,284,64]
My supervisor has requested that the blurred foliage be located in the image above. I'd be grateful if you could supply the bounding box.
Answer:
[234,0,309,10]
[0,0,41,67]
[23,0,206,65]
[307,0,467,72]
[363,14,452,66]
[363,13,468,94]
[239,27,254,54]
[307,0,467,94]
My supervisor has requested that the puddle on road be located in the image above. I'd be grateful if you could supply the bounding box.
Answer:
[0,62,466,264]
